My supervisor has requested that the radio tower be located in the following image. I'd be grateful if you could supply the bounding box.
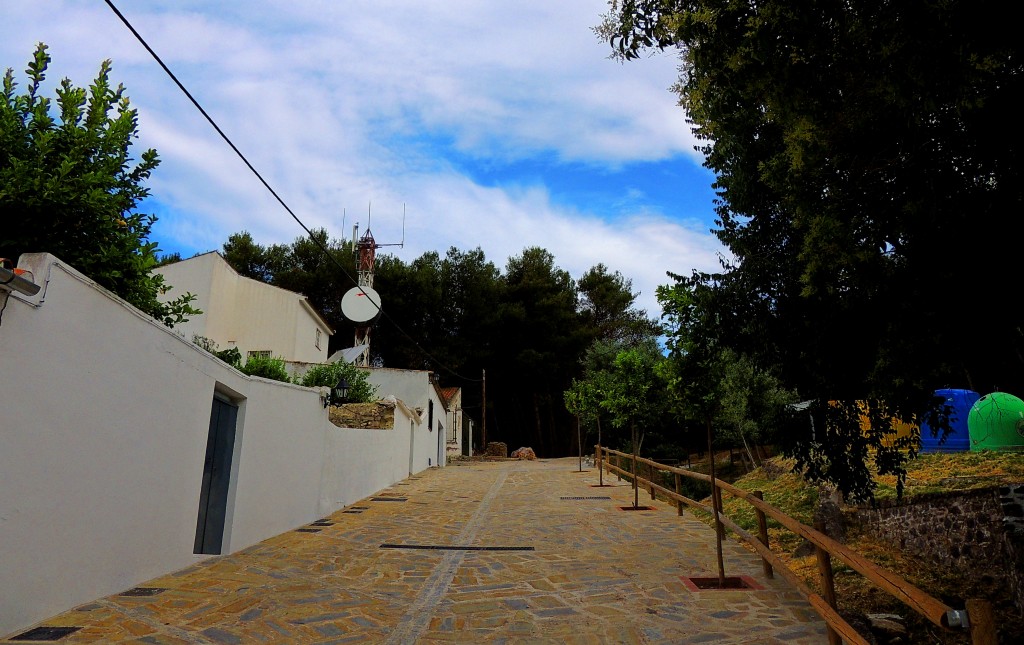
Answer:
[339,205,404,367]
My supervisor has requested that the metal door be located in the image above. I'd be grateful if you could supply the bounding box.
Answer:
[194,396,237,554]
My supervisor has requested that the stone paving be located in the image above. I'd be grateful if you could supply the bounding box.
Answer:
[3,458,828,644]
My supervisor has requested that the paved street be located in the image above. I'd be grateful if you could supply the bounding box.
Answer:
[3,458,827,644]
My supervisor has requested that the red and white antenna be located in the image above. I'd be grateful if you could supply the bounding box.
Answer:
[340,203,405,366]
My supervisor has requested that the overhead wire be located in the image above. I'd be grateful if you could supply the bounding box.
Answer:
[102,0,482,383]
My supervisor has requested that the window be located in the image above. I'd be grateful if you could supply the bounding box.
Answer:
[315,328,322,350]
[247,350,271,360]
[447,421,456,443]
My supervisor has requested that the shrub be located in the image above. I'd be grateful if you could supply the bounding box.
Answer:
[240,354,290,382]
[300,362,376,403]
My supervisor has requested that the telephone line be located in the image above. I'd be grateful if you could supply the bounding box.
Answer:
[103,0,482,384]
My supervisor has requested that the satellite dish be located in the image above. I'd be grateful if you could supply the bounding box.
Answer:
[341,286,382,325]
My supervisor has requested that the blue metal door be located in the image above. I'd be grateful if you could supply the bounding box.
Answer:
[194,396,237,554]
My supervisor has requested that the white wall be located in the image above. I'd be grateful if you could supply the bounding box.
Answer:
[0,254,438,637]
[363,367,448,468]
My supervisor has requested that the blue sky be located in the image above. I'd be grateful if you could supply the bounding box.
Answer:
[2,0,727,317]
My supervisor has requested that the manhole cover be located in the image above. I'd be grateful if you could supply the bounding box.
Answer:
[682,575,762,591]
[9,626,81,641]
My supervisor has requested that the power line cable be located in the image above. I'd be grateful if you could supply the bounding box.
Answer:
[102,0,482,383]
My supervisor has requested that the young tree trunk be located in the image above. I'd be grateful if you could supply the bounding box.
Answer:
[707,416,726,586]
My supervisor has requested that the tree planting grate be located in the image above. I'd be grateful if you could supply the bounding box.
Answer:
[618,505,655,511]
[296,528,321,533]
[9,626,81,641]
[682,575,763,591]
[371,497,407,502]
[380,544,535,552]
[119,587,167,597]
[560,496,611,500]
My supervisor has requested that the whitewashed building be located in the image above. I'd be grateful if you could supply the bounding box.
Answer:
[155,251,333,365]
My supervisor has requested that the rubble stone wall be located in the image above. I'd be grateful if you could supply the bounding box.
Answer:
[856,486,1024,613]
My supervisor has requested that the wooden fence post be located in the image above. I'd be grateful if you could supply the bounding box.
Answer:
[674,472,683,516]
[753,490,773,578]
[814,518,842,645]
[649,462,656,500]
[966,599,996,645]
[596,445,603,486]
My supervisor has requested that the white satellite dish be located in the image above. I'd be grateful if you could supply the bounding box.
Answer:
[341,286,382,324]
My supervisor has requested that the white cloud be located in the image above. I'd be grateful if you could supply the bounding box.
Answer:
[1,0,723,320]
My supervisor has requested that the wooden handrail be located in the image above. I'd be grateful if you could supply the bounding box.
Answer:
[597,446,995,644]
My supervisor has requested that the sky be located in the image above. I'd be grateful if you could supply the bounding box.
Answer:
[2,0,727,319]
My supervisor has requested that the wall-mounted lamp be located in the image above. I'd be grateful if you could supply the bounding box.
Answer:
[324,378,350,408]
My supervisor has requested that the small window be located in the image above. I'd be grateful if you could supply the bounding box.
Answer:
[315,328,322,350]
[247,350,271,360]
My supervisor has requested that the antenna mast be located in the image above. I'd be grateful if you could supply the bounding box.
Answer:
[341,203,406,367]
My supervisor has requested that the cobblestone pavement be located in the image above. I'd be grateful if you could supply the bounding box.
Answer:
[3,458,827,644]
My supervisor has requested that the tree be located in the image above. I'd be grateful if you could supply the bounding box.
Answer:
[600,343,667,508]
[0,43,197,326]
[601,0,1023,500]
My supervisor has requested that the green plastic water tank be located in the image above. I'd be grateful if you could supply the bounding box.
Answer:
[967,392,1024,452]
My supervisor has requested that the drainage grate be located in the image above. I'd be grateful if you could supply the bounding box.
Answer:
[119,587,167,597]
[9,626,81,641]
[310,520,334,526]
[296,528,321,533]
[560,496,611,500]
[343,510,363,514]
[380,544,535,552]
[371,497,407,502]
[618,505,655,511]
[682,575,763,591]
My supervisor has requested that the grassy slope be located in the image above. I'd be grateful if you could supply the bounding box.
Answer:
[687,451,1024,644]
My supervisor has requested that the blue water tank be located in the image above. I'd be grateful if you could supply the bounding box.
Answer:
[920,389,979,452]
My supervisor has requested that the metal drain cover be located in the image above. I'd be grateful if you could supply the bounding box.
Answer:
[682,575,762,591]
[560,496,611,500]
[380,544,534,551]
[119,587,167,597]
[371,497,407,502]
[618,505,655,511]
[9,626,81,641]
[296,528,321,533]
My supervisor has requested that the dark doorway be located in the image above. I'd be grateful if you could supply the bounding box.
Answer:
[194,395,238,554]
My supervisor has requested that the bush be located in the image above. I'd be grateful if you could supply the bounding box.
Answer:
[240,354,290,382]
[192,335,241,368]
[300,362,376,403]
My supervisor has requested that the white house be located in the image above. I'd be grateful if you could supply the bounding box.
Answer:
[155,251,333,365]
[439,386,466,458]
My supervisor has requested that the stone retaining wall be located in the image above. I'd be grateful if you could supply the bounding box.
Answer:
[856,485,1024,613]
[328,401,396,429]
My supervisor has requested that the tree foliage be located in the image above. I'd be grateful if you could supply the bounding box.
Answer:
[601,0,1023,499]
[0,43,197,326]
[219,231,659,457]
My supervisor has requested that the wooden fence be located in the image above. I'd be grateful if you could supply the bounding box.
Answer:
[596,446,997,645]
